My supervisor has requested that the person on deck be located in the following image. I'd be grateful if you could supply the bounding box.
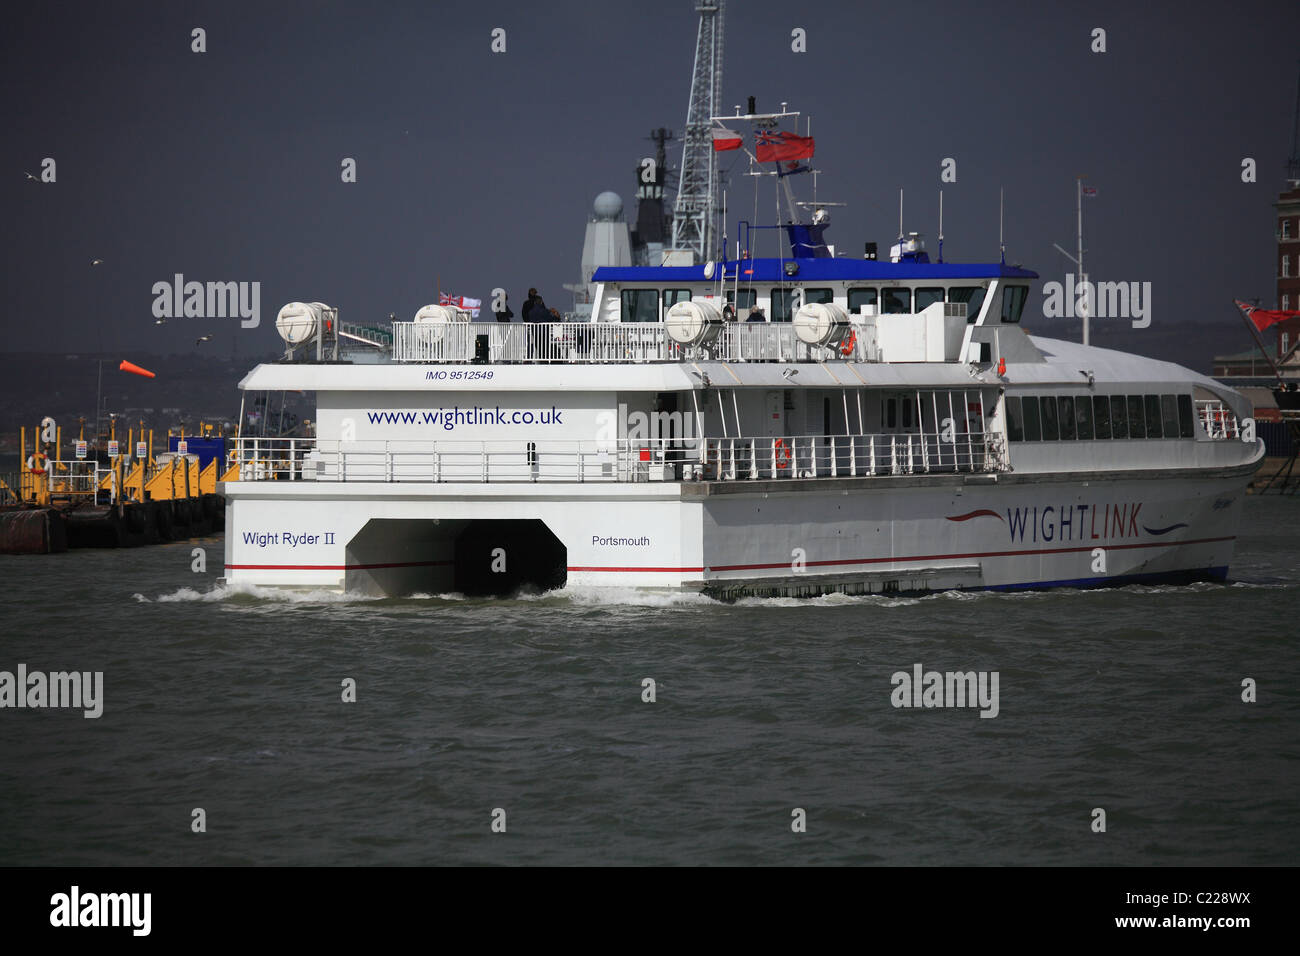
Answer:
[523,288,550,360]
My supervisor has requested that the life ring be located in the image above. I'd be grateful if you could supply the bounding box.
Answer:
[27,452,48,475]
[774,439,792,469]
[839,330,857,357]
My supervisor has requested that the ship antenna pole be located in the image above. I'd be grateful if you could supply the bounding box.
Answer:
[898,188,904,241]
[938,190,944,263]
[999,188,1005,264]
[1077,176,1088,346]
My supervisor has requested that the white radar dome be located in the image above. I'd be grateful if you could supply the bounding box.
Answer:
[665,299,724,346]
[276,301,331,346]
[793,302,851,346]
[593,191,623,220]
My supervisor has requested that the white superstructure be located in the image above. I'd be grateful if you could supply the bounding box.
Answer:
[222,261,1262,598]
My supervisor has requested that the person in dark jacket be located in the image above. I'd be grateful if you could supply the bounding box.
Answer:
[523,288,549,359]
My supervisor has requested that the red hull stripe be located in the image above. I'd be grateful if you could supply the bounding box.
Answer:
[225,560,451,571]
[567,535,1235,574]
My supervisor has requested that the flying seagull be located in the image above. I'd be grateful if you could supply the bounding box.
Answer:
[196,334,213,345]
[24,171,38,181]
[91,258,104,265]
[154,318,167,325]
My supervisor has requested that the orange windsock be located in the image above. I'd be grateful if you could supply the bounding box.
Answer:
[119,360,156,378]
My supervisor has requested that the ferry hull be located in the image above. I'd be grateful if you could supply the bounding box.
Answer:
[221,462,1256,598]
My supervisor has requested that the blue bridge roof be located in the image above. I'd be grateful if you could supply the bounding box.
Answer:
[593,257,1039,283]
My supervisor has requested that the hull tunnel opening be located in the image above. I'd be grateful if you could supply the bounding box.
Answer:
[343,517,566,597]
[454,519,567,597]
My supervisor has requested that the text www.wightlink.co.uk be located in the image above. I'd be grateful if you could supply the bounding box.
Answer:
[366,406,563,432]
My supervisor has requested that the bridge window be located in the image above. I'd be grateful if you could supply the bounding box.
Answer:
[882,288,912,314]
[1000,285,1028,323]
[1021,395,1042,441]
[1075,394,1094,439]
[620,288,659,323]
[1005,396,1024,441]
[1127,395,1146,439]
[1093,395,1111,439]
[1110,396,1129,439]
[770,289,799,321]
[915,287,944,312]
[1160,395,1180,438]
[663,289,692,308]
[949,286,986,324]
[1058,396,1077,440]
[1040,396,1060,440]
[848,287,878,314]
[1177,394,1194,437]
[726,288,757,311]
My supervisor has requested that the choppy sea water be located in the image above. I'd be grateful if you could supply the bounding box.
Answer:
[1,497,1297,866]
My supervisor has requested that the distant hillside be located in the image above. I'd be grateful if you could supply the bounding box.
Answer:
[0,351,283,442]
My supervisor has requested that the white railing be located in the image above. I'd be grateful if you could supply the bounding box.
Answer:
[231,432,1007,484]
[392,321,873,364]
[1195,400,1241,439]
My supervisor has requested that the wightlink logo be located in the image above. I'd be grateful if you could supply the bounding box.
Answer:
[50,886,151,936]
[1041,273,1151,328]
[151,273,260,328]
[0,664,103,718]
[891,663,1000,718]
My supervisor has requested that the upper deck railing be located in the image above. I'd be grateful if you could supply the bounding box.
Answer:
[392,321,871,364]
[230,431,1008,485]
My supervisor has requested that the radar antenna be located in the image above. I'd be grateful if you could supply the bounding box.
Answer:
[670,0,725,263]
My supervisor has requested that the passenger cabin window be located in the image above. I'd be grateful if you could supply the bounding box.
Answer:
[1144,395,1163,438]
[770,289,798,322]
[620,288,659,323]
[1110,396,1128,439]
[1005,396,1024,442]
[1075,395,1094,440]
[726,288,757,311]
[949,286,986,324]
[663,289,691,309]
[1127,395,1146,439]
[1093,395,1111,439]
[1021,395,1042,441]
[1161,395,1180,438]
[803,288,834,305]
[848,287,878,314]
[1177,394,1194,437]
[1057,396,1076,440]
[1040,396,1060,440]
[915,288,944,312]
[1000,285,1028,323]
[882,288,912,314]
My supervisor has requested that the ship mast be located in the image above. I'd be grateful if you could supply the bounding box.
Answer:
[670,0,725,263]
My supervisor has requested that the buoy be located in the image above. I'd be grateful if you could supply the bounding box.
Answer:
[774,439,792,469]
[997,356,1007,376]
[119,360,156,378]
[840,330,857,357]
[27,452,48,475]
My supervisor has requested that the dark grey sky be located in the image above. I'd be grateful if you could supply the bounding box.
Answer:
[3,0,1298,360]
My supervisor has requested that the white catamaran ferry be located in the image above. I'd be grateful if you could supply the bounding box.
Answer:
[221,108,1263,599]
